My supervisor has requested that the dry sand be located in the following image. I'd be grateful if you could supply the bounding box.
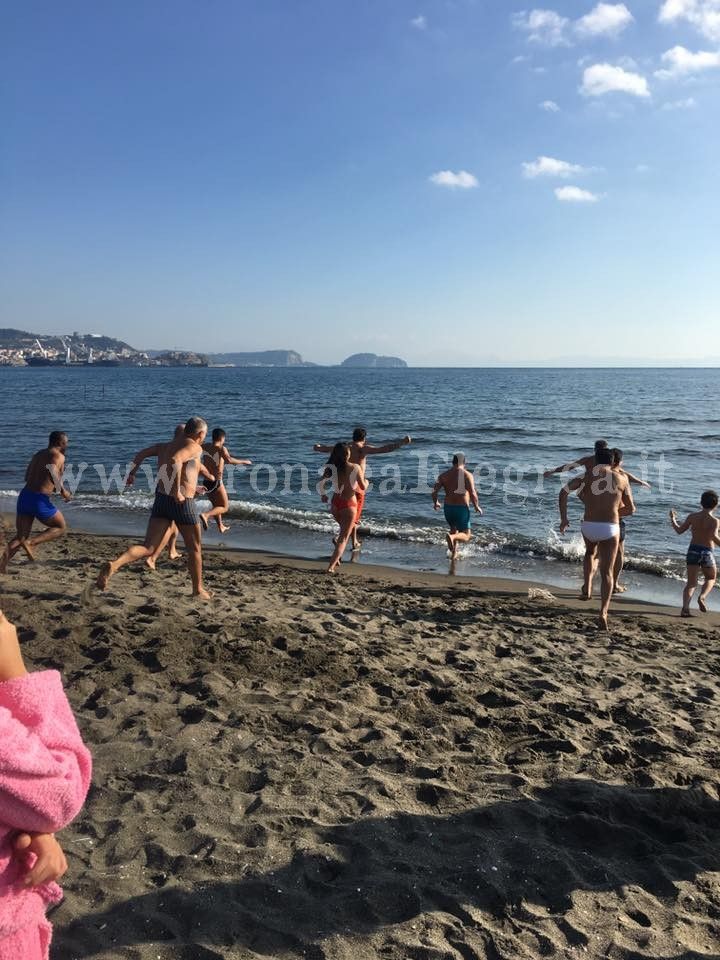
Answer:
[1,528,719,960]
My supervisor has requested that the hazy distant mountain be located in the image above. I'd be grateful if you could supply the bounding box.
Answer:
[207,350,315,367]
[340,353,407,368]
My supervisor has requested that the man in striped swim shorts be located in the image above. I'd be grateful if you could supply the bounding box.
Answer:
[96,417,212,599]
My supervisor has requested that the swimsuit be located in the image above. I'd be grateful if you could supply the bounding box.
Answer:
[331,493,357,520]
[686,544,716,568]
[443,503,471,532]
[580,520,620,543]
[16,487,58,524]
[201,477,221,496]
[151,491,200,527]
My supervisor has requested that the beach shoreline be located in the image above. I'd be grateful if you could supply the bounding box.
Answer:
[1,527,719,957]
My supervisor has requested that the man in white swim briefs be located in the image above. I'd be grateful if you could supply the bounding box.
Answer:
[558,446,635,630]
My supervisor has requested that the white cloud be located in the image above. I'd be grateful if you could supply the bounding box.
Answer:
[654,45,720,77]
[429,170,479,189]
[658,0,720,43]
[555,185,600,202]
[580,62,650,96]
[522,155,588,178]
[661,95,698,108]
[411,15,427,30]
[540,99,561,111]
[575,3,634,37]
[512,9,570,46]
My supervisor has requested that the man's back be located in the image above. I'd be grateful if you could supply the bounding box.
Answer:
[583,465,628,523]
[440,466,471,505]
[25,447,60,493]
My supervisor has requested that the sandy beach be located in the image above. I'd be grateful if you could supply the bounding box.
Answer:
[1,526,719,959]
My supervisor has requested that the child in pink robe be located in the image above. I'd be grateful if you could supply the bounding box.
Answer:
[0,610,92,959]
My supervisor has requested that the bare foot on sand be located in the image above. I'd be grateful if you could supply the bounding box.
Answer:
[169,549,181,560]
[597,614,609,631]
[613,583,627,594]
[681,608,693,618]
[145,555,157,571]
[20,542,35,561]
[580,587,592,601]
[193,588,213,601]
[698,598,708,613]
[96,561,113,591]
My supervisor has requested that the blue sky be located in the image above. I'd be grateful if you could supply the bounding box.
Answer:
[2,0,719,365]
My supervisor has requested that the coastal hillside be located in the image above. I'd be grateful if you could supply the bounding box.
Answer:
[207,350,312,367]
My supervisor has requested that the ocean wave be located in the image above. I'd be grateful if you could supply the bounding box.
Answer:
[0,488,684,580]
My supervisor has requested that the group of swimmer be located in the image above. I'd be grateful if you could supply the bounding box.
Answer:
[1,425,718,630]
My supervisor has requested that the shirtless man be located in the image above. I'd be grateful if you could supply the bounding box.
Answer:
[432,453,482,558]
[559,446,635,630]
[313,428,412,548]
[565,447,650,599]
[670,490,720,617]
[96,417,211,598]
[1,431,72,572]
[125,424,213,569]
[199,428,252,533]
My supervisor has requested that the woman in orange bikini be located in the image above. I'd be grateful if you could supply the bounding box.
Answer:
[318,443,367,573]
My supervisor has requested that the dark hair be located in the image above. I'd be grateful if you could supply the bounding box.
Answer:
[48,431,67,447]
[701,490,719,509]
[595,447,613,465]
[594,439,609,455]
[352,427,367,442]
[323,442,350,479]
[611,447,623,466]
[212,428,226,442]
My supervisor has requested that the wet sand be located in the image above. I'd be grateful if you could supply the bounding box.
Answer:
[1,527,719,959]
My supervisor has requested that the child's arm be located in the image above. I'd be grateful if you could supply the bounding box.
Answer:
[0,613,92,833]
[669,509,691,534]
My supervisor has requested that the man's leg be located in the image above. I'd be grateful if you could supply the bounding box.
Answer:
[0,515,35,572]
[146,522,178,569]
[597,536,619,630]
[682,565,699,615]
[446,526,458,556]
[200,487,230,533]
[177,522,211,598]
[613,540,626,593]
[581,539,597,599]
[26,511,67,551]
[97,517,170,589]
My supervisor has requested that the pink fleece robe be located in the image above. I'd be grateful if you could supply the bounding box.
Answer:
[0,670,92,959]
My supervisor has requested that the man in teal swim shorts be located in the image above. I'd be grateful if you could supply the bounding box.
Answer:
[432,453,482,558]
[1,431,72,572]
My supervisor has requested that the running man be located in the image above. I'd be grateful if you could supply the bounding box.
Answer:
[432,453,482,558]
[199,428,252,533]
[125,424,213,569]
[96,417,211,598]
[670,490,720,617]
[313,428,412,548]
[565,447,650,598]
[1,431,72,572]
[559,446,635,630]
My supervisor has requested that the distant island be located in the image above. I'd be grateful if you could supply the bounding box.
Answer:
[0,329,407,369]
[340,353,407,369]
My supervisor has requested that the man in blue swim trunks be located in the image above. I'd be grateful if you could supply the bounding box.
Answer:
[1,431,72,572]
[432,453,482,558]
